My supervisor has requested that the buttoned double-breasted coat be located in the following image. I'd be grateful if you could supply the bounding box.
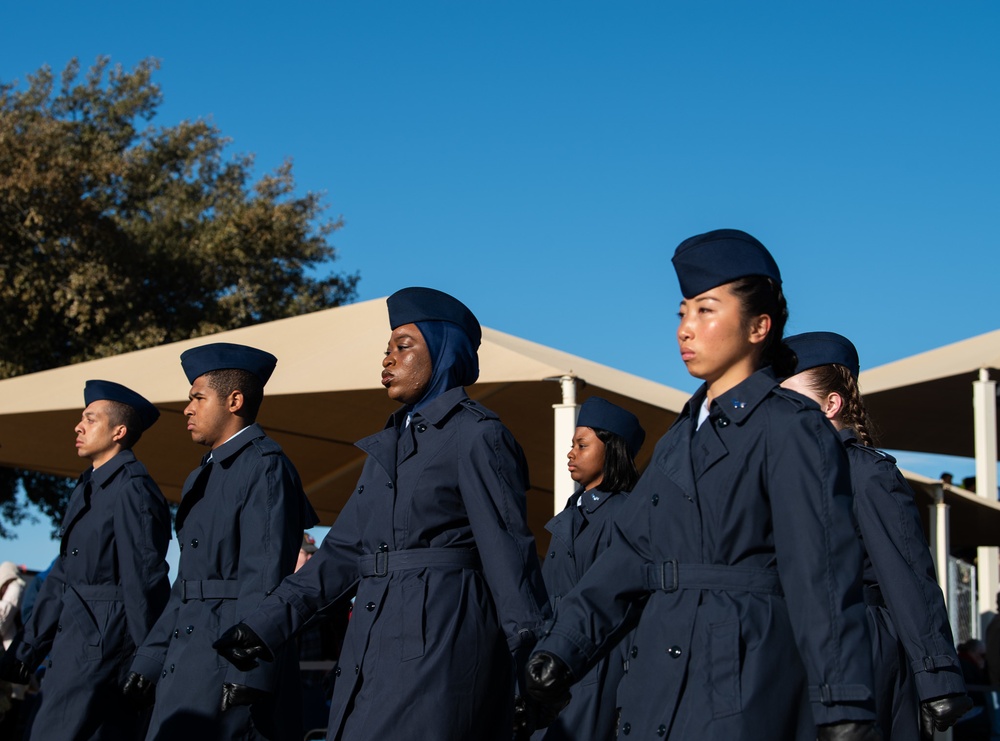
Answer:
[244,387,550,741]
[841,428,966,739]
[535,369,876,740]
[131,424,317,741]
[18,449,171,740]
[534,486,635,741]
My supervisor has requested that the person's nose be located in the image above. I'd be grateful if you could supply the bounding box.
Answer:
[184,400,195,417]
[383,351,394,368]
[74,421,84,436]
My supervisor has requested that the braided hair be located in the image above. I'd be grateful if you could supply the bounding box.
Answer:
[800,364,879,447]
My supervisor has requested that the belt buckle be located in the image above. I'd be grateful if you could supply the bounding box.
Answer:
[660,560,679,592]
[374,551,388,577]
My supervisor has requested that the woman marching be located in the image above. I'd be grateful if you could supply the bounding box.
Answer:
[213,287,550,741]
[534,397,645,741]
[525,229,879,740]
[781,331,972,740]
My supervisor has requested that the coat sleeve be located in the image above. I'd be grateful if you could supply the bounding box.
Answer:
[17,554,68,666]
[112,470,172,650]
[243,479,365,655]
[533,479,653,680]
[223,451,309,692]
[456,418,550,659]
[130,570,184,681]
[767,406,875,725]
[851,450,966,700]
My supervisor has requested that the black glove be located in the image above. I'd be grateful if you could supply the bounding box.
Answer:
[513,692,568,737]
[920,693,973,738]
[524,651,573,705]
[220,682,269,712]
[0,638,31,684]
[817,722,882,741]
[121,671,157,710]
[213,623,273,672]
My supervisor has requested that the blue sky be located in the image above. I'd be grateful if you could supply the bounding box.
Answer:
[2,2,998,569]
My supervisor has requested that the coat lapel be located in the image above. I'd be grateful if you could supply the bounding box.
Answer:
[59,475,91,541]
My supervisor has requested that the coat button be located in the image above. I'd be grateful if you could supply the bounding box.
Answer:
[378,543,389,552]
[651,493,659,506]
[173,629,179,638]
[354,665,359,674]
[57,624,62,632]
[191,539,199,548]
[170,664,175,673]
[622,722,631,735]
[179,542,184,551]
[366,601,376,612]
[716,416,730,428]
[358,485,364,494]
[186,625,194,634]
[658,724,667,736]
[416,423,427,433]
[629,646,638,658]
[334,667,342,677]
[71,548,79,556]
[386,483,393,489]
[667,645,682,658]
[162,670,167,678]
[548,551,555,559]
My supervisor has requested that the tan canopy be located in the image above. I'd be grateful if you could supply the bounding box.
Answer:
[0,297,689,536]
[861,329,1000,457]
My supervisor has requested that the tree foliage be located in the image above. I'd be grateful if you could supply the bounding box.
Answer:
[0,57,358,537]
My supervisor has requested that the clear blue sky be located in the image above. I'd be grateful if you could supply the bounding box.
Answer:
[3,2,998,569]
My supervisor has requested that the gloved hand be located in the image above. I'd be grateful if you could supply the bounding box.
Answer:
[220,682,269,712]
[213,623,273,672]
[816,722,882,741]
[513,692,569,739]
[121,671,157,710]
[0,639,32,684]
[920,693,974,738]
[524,651,574,705]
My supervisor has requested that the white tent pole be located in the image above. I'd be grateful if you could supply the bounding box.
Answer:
[552,375,579,517]
[929,485,950,601]
[974,368,998,636]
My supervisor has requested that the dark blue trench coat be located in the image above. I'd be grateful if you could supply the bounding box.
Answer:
[841,428,966,740]
[242,387,550,741]
[534,368,876,740]
[17,449,172,740]
[533,487,635,741]
[131,424,317,741]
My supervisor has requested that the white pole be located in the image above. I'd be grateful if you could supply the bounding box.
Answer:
[552,375,579,517]
[974,368,998,637]
[929,487,951,604]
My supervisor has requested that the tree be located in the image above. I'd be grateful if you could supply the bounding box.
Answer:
[0,57,358,537]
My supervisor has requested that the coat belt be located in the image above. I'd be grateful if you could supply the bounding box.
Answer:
[358,548,480,578]
[70,584,123,601]
[181,579,240,601]
[643,561,784,596]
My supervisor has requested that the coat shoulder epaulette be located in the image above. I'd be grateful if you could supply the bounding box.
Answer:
[772,386,821,413]
[846,439,896,465]
[251,435,284,457]
[458,398,499,422]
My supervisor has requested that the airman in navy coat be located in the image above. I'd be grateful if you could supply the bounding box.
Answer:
[123,343,318,740]
[1,380,171,740]
[214,288,550,741]
[526,230,879,740]
[534,396,645,741]
[782,332,971,740]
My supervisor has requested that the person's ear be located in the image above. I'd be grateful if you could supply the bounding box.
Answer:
[227,390,245,414]
[747,314,772,346]
[823,392,844,421]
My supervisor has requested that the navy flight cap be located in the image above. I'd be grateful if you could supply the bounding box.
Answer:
[84,380,160,431]
[784,332,860,380]
[386,287,482,349]
[180,342,278,385]
[577,397,646,459]
[671,228,782,299]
